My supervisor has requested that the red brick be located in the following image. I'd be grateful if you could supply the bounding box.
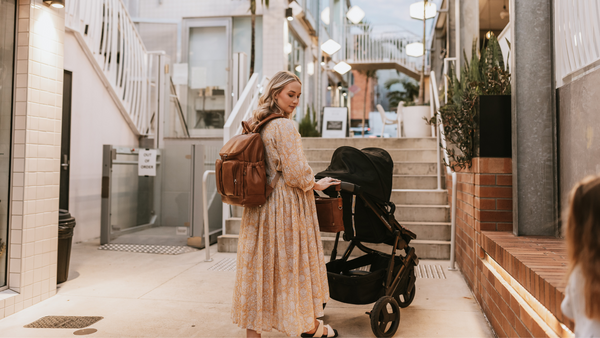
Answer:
[497,199,513,210]
[477,221,497,231]
[480,211,513,222]
[514,317,533,338]
[476,197,496,210]
[476,174,496,186]
[497,175,513,186]
[476,158,512,174]
[479,186,513,198]
[497,223,513,231]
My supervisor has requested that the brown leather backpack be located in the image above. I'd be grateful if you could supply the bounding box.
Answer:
[216,114,285,207]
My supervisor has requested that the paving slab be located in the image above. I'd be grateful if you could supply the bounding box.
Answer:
[0,241,493,337]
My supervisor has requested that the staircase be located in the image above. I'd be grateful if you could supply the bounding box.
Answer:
[218,137,452,260]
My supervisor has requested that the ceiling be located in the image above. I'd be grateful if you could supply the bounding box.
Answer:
[479,0,510,31]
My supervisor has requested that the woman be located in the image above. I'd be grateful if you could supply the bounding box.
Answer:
[231,71,339,338]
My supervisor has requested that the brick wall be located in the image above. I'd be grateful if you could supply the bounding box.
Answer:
[449,158,573,338]
[452,158,513,289]
[350,70,377,122]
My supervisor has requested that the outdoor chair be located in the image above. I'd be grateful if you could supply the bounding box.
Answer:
[377,103,403,138]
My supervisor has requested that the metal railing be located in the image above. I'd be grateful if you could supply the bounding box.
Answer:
[65,0,151,135]
[430,70,458,271]
[345,25,420,76]
[203,170,215,262]
[555,0,600,86]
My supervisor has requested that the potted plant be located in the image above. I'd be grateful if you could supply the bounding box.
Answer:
[428,34,511,170]
[385,77,431,137]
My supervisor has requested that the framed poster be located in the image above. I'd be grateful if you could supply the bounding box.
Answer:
[322,107,348,138]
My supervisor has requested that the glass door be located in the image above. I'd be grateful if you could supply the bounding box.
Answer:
[182,18,232,137]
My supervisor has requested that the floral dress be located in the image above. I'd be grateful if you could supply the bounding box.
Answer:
[231,117,330,336]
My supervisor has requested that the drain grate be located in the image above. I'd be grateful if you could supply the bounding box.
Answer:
[24,316,103,329]
[415,264,446,279]
[98,244,198,255]
[208,258,237,271]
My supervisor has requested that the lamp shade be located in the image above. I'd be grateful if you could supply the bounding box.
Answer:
[321,7,330,25]
[346,6,366,24]
[43,0,64,8]
[333,62,351,75]
[321,39,341,55]
[285,8,294,21]
[409,1,437,20]
[406,42,424,57]
[284,43,292,55]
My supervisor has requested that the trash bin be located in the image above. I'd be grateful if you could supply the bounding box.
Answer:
[57,209,76,284]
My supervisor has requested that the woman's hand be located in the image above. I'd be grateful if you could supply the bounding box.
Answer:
[314,177,341,191]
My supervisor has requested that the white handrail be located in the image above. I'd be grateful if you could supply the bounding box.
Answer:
[65,0,153,136]
[430,70,458,271]
[203,170,215,262]
[221,74,269,235]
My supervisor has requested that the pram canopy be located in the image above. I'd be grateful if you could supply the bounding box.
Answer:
[315,146,393,203]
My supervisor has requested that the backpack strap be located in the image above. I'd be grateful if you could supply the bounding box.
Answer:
[252,113,286,133]
[265,172,281,198]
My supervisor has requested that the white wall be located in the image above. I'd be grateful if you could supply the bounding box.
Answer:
[63,33,138,244]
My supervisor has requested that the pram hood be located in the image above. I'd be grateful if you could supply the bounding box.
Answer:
[315,146,393,203]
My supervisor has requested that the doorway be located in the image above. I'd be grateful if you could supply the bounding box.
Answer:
[182,18,232,137]
[59,70,72,211]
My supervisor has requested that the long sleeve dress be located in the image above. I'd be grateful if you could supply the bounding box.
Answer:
[561,265,600,337]
[231,117,330,337]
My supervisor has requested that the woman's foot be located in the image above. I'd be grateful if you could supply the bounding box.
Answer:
[300,319,338,337]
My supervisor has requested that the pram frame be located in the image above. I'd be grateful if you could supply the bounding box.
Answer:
[329,189,418,302]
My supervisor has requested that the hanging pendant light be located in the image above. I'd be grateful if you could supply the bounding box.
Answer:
[500,0,509,20]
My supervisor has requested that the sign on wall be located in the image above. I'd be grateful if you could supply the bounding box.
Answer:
[138,149,157,176]
[322,107,348,138]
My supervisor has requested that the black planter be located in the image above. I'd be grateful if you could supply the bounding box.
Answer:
[475,95,512,157]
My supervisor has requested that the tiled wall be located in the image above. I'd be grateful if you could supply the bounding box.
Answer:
[0,0,64,318]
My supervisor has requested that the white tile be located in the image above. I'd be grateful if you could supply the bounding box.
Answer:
[11,216,23,230]
[8,273,20,289]
[9,259,21,273]
[23,270,33,286]
[23,257,34,272]
[10,244,22,259]
[33,268,42,283]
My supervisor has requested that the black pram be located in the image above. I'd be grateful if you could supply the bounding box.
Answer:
[316,146,419,338]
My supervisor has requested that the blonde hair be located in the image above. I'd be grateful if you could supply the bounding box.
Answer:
[565,175,600,320]
[252,71,301,122]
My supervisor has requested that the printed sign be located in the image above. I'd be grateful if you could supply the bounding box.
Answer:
[322,107,348,138]
[138,149,157,176]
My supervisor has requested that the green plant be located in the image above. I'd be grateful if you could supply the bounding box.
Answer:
[385,77,419,109]
[427,33,511,171]
[299,105,320,137]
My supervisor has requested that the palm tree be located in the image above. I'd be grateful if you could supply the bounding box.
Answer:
[384,77,419,109]
[249,0,269,77]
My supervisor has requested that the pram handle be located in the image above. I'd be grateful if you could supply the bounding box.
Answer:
[340,181,361,194]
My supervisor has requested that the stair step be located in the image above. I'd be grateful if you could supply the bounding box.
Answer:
[302,137,437,150]
[400,221,452,241]
[394,204,450,222]
[305,149,438,162]
[219,234,450,260]
[309,161,438,176]
[391,189,448,205]
[322,237,451,260]
[392,175,443,189]
[226,217,242,234]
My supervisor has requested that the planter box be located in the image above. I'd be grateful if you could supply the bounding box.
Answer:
[475,95,511,157]
[402,105,431,137]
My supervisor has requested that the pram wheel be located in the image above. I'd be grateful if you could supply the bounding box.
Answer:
[395,284,416,308]
[370,296,400,337]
